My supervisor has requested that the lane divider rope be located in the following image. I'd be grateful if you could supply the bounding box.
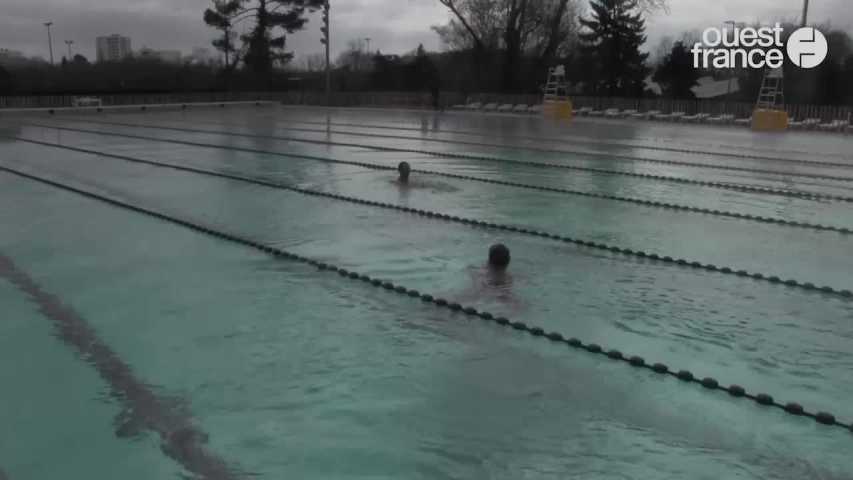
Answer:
[10,137,853,300]
[33,121,852,203]
[2,163,850,435]
[263,113,853,168]
[14,135,851,235]
[145,115,853,182]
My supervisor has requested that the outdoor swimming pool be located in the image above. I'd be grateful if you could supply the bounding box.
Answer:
[1,104,852,479]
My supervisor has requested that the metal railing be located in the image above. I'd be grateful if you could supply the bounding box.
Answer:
[2,91,851,122]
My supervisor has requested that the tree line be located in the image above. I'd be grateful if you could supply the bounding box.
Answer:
[1,0,852,106]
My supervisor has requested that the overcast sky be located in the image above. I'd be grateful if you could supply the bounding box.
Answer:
[1,0,851,63]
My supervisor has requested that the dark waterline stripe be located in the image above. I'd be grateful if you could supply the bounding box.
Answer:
[0,254,243,480]
[1,165,850,435]
[6,137,853,298]
[28,121,850,203]
[13,134,850,235]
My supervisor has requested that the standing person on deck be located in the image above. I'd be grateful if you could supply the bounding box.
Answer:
[430,81,441,111]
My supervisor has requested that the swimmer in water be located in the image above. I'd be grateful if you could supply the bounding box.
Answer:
[397,161,411,184]
[488,243,510,270]
[391,161,459,193]
[482,243,513,292]
[452,244,523,312]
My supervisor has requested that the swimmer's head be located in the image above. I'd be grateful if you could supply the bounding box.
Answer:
[398,161,411,183]
[488,244,511,269]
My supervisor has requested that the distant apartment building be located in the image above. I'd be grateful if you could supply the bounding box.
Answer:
[96,35,132,62]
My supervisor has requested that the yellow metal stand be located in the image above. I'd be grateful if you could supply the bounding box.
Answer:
[751,68,787,132]
[544,99,573,120]
[752,109,789,132]
[542,66,573,121]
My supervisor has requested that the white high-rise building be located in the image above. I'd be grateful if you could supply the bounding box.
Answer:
[96,34,132,62]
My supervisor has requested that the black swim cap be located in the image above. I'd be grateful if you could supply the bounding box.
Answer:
[488,244,511,268]
[398,161,411,174]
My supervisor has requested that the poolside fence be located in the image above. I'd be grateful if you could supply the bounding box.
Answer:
[1,91,851,122]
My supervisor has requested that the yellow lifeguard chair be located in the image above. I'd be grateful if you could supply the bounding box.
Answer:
[752,67,788,132]
[542,65,573,120]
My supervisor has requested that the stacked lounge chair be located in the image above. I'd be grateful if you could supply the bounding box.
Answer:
[817,119,849,132]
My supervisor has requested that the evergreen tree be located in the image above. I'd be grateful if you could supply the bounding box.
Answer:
[579,0,649,96]
[0,65,13,94]
[204,0,325,75]
[652,41,699,99]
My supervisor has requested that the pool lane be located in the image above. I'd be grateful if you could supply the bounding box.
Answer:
[273,106,853,162]
[11,127,853,287]
[264,113,853,165]
[16,120,853,231]
[1,171,853,480]
[148,111,853,180]
[48,115,853,200]
[2,144,853,423]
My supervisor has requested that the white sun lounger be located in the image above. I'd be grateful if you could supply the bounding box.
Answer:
[464,102,483,111]
[733,117,752,126]
[528,104,543,114]
[512,104,530,113]
[802,118,821,130]
[497,104,514,112]
[818,120,848,132]
[72,97,102,107]
[604,108,621,118]
[684,113,710,123]
[576,107,592,116]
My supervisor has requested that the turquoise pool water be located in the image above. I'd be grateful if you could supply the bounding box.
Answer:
[1,105,852,479]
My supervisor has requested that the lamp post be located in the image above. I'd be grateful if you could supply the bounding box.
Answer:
[801,0,810,27]
[65,40,74,60]
[44,22,54,65]
[321,1,331,107]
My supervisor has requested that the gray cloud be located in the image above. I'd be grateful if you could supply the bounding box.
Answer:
[1,0,850,63]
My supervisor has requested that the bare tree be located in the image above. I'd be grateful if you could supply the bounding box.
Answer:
[434,0,585,90]
[203,0,325,74]
[301,52,326,72]
[335,39,374,72]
